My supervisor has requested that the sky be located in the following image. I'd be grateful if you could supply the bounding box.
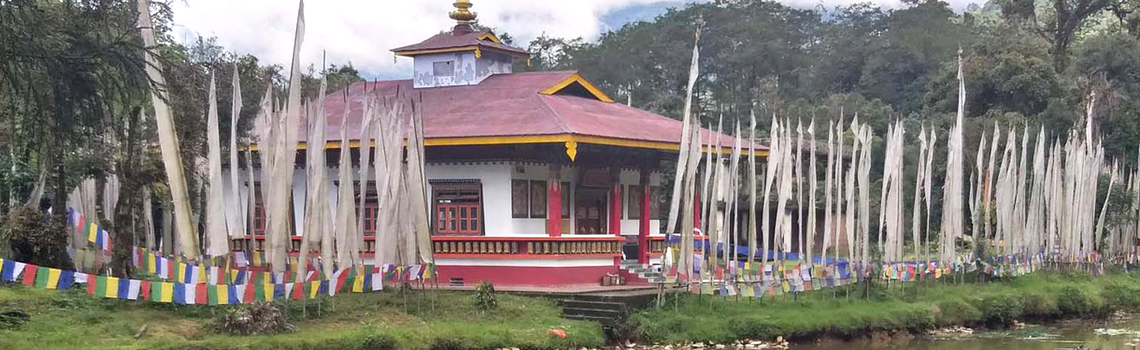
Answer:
[170,0,976,80]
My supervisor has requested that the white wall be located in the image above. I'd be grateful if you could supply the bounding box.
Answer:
[425,162,513,236]
[412,51,512,88]
[222,160,664,238]
[434,257,613,267]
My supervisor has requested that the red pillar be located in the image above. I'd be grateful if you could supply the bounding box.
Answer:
[546,163,562,237]
[609,167,622,237]
[637,169,652,265]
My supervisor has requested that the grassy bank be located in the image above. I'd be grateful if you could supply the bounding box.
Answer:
[0,285,605,350]
[632,271,1140,344]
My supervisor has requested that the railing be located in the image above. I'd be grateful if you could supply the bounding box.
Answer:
[231,235,624,259]
[230,236,369,254]
[646,235,706,256]
[432,236,623,258]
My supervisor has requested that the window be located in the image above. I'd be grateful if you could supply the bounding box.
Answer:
[628,185,642,220]
[511,180,529,218]
[530,180,547,218]
[433,182,482,235]
[251,183,266,235]
[362,205,379,236]
[355,180,378,236]
[433,61,455,76]
[561,181,571,219]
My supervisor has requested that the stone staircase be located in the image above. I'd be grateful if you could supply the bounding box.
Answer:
[559,295,630,327]
[618,260,665,284]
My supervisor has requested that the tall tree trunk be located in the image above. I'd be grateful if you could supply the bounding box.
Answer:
[110,107,142,278]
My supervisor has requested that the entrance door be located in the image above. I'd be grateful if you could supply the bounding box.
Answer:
[575,189,607,234]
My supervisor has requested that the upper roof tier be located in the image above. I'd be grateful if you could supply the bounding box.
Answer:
[306,71,765,154]
[390,29,529,58]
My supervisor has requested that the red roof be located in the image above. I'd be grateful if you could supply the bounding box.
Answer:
[391,30,528,57]
[310,71,764,151]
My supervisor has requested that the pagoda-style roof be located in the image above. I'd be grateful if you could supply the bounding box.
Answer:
[390,30,528,57]
[306,71,766,157]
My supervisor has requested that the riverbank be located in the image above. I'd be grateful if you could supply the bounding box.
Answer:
[630,271,1140,346]
[0,285,605,350]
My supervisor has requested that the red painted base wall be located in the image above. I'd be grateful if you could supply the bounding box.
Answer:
[437,265,618,286]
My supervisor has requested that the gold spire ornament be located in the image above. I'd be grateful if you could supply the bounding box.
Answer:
[449,0,477,24]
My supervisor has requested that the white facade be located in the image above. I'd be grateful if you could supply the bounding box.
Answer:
[221,160,663,238]
[412,51,513,89]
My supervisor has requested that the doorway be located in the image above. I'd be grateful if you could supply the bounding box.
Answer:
[575,188,607,235]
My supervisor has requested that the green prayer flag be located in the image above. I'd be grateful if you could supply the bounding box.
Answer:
[34,268,50,289]
[151,280,163,302]
[94,276,107,297]
[254,282,266,301]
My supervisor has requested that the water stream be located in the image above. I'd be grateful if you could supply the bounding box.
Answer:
[793,319,1140,350]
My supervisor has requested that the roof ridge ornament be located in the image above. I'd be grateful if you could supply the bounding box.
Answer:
[450,0,477,33]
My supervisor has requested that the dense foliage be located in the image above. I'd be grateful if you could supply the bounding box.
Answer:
[3,0,1140,266]
[516,0,1140,240]
[0,0,363,275]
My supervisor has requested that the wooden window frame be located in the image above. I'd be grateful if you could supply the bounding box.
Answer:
[432,181,484,236]
[511,179,529,218]
[529,180,547,219]
[250,182,266,235]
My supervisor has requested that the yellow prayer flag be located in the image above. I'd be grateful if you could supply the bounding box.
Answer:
[197,264,207,284]
[352,275,364,293]
[46,268,61,289]
[106,277,119,298]
[160,282,174,303]
[309,280,320,299]
[216,285,229,305]
[176,261,186,283]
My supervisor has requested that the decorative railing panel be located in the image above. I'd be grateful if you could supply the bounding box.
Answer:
[231,235,624,259]
[432,236,623,258]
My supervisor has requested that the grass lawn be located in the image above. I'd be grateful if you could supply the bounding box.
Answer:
[632,270,1140,344]
[0,284,606,350]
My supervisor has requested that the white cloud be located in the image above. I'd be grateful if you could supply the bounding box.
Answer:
[171,0,670,79]
[170,0,978,80]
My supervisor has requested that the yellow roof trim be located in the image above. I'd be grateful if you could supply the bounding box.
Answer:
[394,46,478,57]
[247,134,767,157]
[539,73,615,103]
[477,32,502,44]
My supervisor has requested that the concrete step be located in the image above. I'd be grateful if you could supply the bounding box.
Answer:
[561,307,624,319]
[562,314,620,325]
[560,299,628,311]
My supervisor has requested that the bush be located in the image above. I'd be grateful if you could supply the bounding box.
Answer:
[1020,293,1059,318]
[975,294,1023,327]
[935,299,981,325]
[430,337,471,350]
[1057,286,1094,317]
[1101,282,1140,310]
[212,301,295,335]
[358,334,397,350]
[1,207,72,269]
[473,281,497,312]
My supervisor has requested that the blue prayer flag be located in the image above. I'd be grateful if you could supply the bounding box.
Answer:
[58,270,75,290]
[173,283,187,304]
[1,260,16,281]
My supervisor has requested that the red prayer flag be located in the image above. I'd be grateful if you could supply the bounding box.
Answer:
[21,265,38,286]
[195,284,208,305]
[140,280,152,301]
[243,284,254,303]
[291,283,305,301]
[86,275,97,295]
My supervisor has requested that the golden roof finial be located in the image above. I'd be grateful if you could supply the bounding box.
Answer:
[449,0,477,25]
